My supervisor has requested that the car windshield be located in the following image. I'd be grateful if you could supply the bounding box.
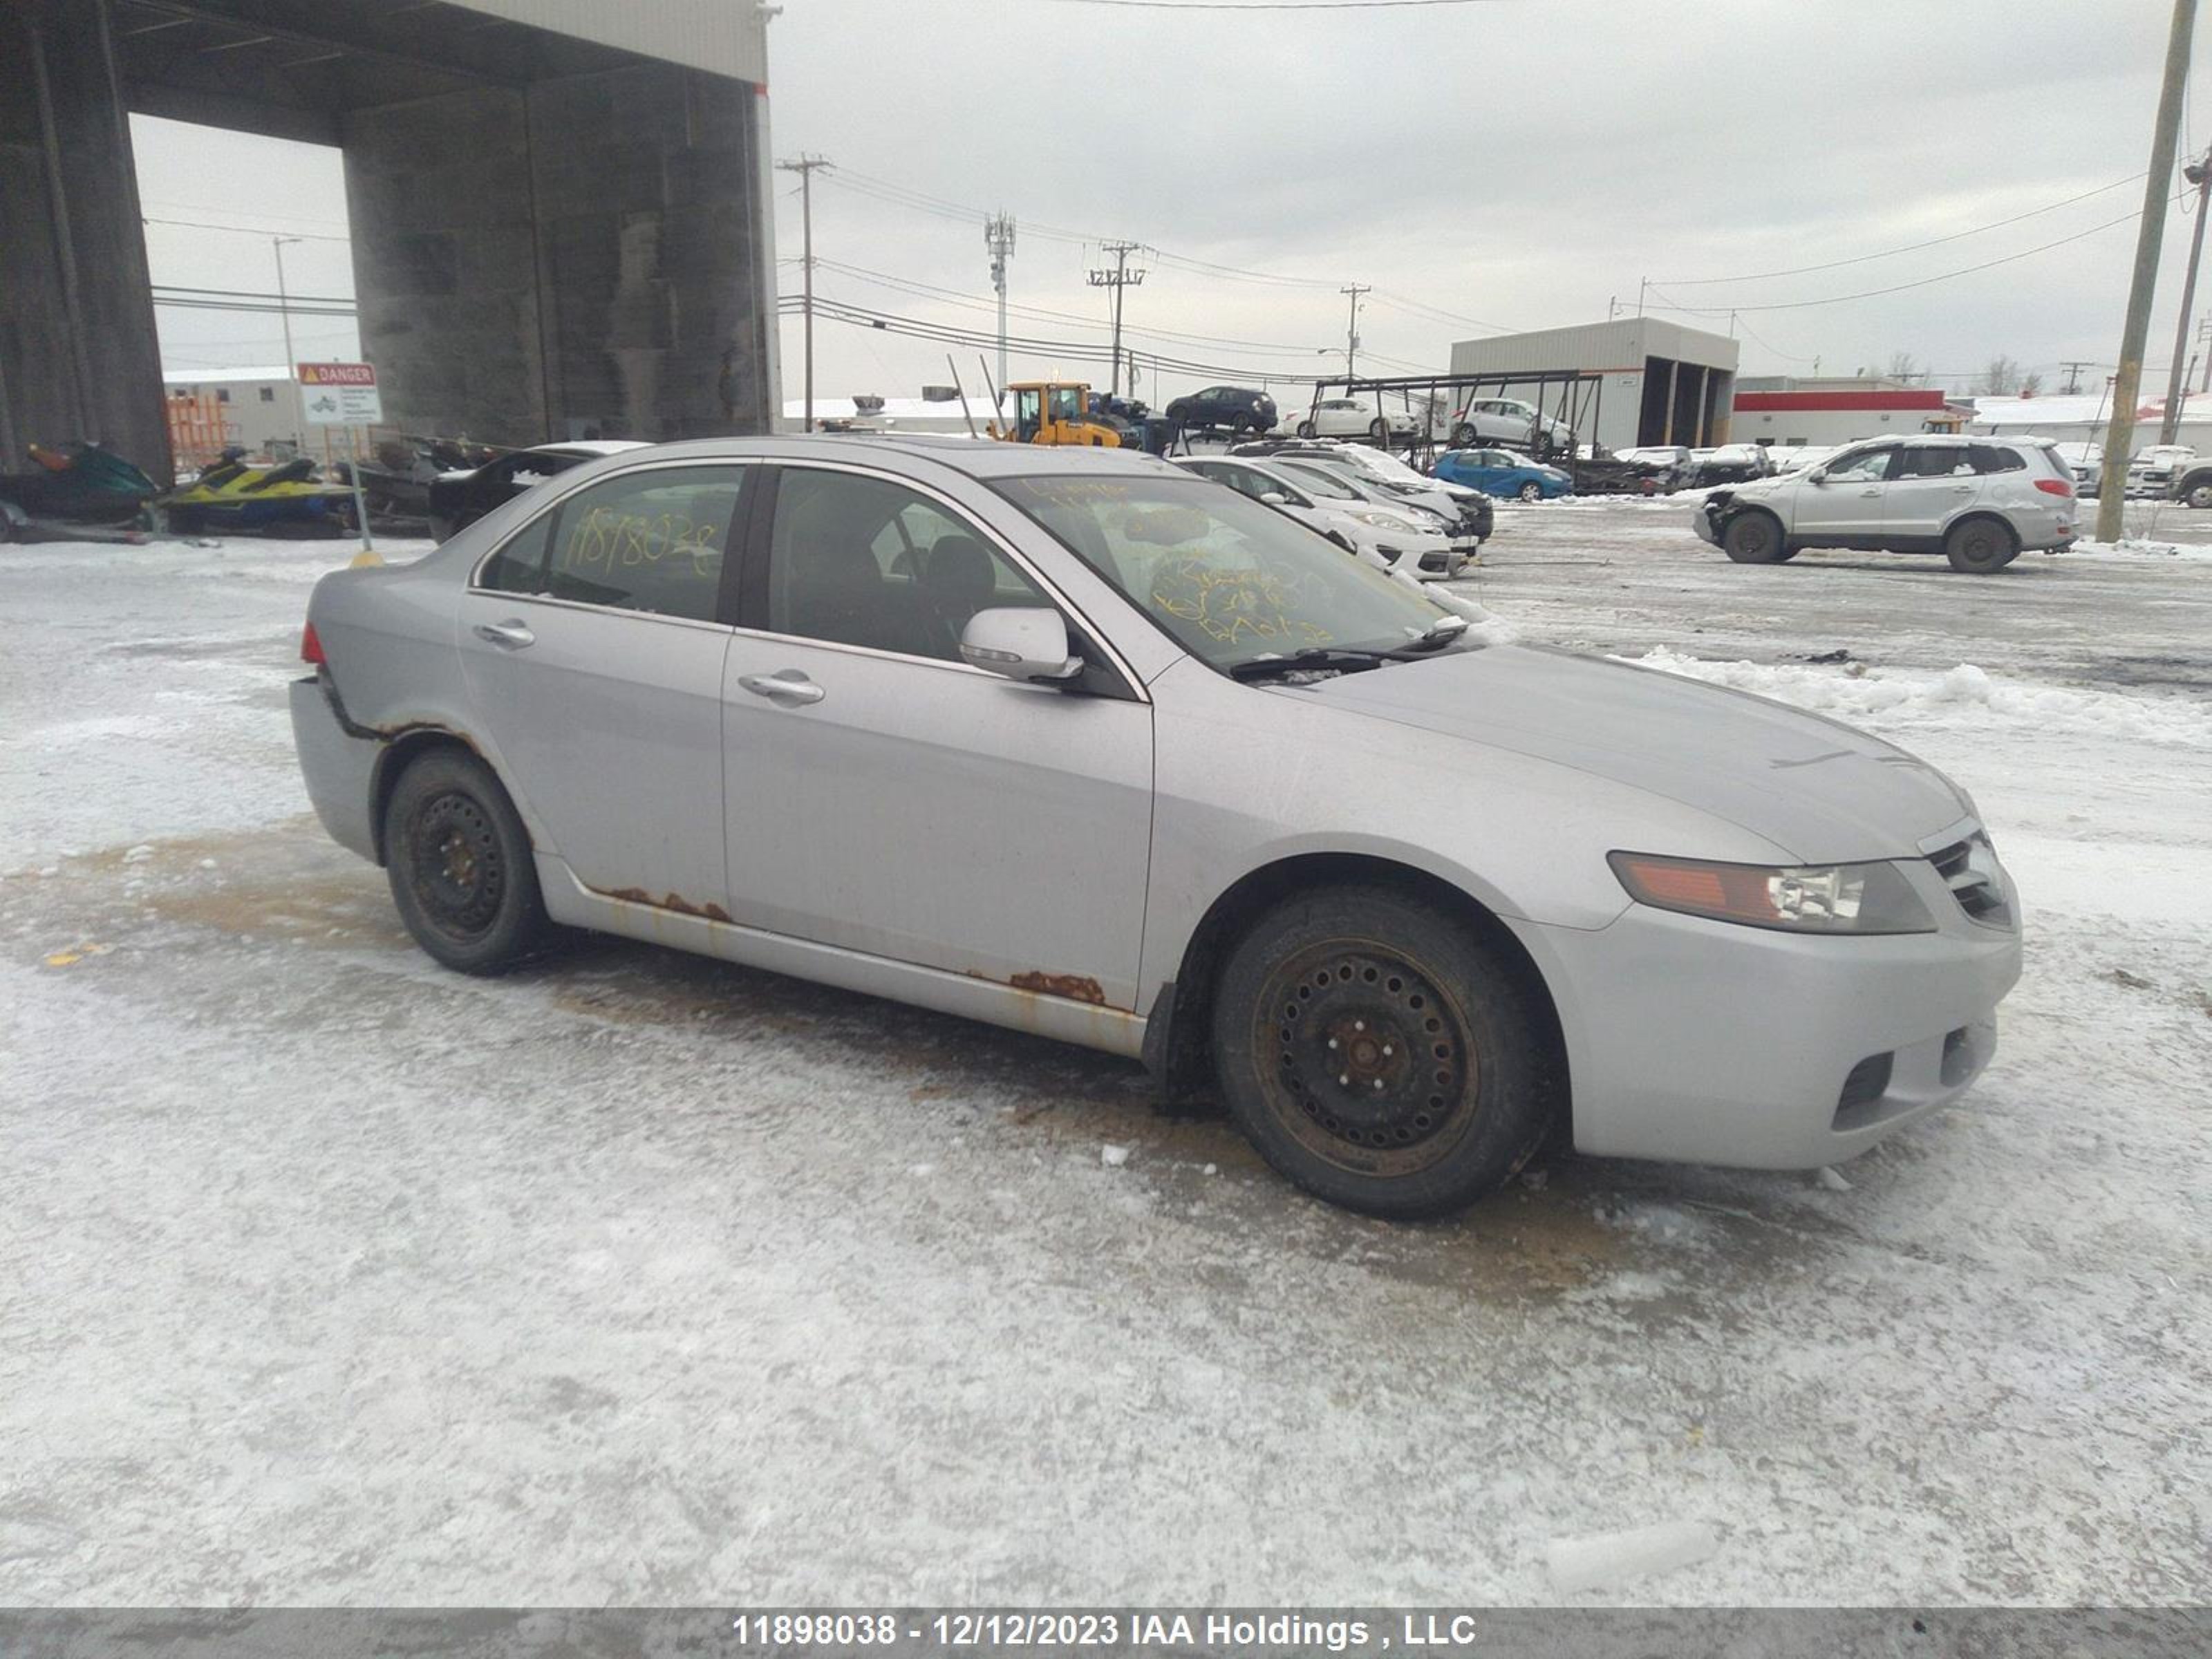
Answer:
[993,473,1452,671]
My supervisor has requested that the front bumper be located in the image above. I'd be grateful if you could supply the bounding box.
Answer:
[1515,852,2023,1170]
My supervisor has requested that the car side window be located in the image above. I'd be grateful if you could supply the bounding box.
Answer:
[480,514,554,594]
[1825,447,1897,484]
[1969,444,2025,475]
[541,466,746,621]
[1895,447,1972,478]
[768,469,1052,664]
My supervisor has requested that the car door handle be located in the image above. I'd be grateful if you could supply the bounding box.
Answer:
[1858,488,1882,497]
[738,670,826,706]
[473,619,535,649]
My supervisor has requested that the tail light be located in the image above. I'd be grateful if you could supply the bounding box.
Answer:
[300,621,326,664]
[2034,477,2072,498]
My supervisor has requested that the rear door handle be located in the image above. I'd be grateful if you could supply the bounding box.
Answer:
[1858,488,1882,497]
[738,670,826,706]
[473,619,535,650]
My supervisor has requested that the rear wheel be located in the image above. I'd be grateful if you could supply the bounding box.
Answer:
[1722,511,1789,563]
[1944,517,2017,574]
[1212,885,1555,1218]
[1295,420,1318,440]
[383,748,551,974]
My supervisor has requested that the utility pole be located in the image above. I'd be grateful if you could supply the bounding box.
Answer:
[984,212,1016,400]
[2160,147,2212,442]
[2200,315,2212,391]
[1086,241,1145,397]
[2097,0,2196,538]
[1338,283,1370,379]
[272,236,303,453]
[776,153,830,432]
[2059,359,2095,395]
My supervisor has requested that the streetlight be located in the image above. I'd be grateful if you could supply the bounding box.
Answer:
[272,236,303,455]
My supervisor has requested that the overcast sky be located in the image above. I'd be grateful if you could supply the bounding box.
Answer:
[142,0,2211,409]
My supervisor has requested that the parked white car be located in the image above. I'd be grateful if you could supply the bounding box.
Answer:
[2127,443,2195,497]
[1173,454,1465,579]
[1286,397,1417,442]
[1232,440,1492,544]
[1696,435,2077,574]
[1447,395,1575,457]
[2049,440,2102,495]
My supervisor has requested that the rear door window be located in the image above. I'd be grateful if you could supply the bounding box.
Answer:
[542,466,747,621]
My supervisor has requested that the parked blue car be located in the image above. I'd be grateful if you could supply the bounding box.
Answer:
[1434,447,1575,502]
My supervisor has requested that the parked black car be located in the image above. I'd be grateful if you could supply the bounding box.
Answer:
[426,440,645,543]
[1164,385,1278,435]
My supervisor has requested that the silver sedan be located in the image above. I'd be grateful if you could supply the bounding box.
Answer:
[291,436,2022,1217]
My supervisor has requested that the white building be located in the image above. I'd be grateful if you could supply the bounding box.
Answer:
[162,367,301,463]
[778,393,1000,435]
[1447,317,1740,453]
[1733,377,1972,450]
[1968,391,2212,457]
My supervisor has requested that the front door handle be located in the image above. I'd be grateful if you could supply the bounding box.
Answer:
[474,619,535,650]
[738,669,826,706]
[1858,488,1882,497]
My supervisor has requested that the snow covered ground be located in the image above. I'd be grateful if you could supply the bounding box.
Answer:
[3,504,2207,1607]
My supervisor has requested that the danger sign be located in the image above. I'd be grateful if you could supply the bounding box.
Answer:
[298,362,382,424]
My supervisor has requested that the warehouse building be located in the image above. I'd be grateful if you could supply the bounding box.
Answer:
[1447,317,1740,454]
[1,0,778,484]
[1734,376,1971,450]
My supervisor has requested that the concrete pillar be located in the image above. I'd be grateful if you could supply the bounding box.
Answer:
[341,58,773,449]
[0,0,172,481]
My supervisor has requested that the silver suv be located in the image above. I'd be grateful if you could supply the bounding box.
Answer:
[1695,435,2077,574]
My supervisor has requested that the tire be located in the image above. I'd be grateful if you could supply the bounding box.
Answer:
[1944,517,2018,574]
[2186,479,2212,509]
[1450,423,1476,447]
[1722,511,1788,563]
[1295,420,1317,440]
[382,747,552,975]
[1517,481,1544,504]
[1369,417,1390,443]
[1212,885,1556,1218]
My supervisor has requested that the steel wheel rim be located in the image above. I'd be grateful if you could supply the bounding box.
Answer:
[1253,941,1481,1177]
[406,790,505,940]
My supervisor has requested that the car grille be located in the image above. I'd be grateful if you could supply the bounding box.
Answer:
[1929,834,2009,926]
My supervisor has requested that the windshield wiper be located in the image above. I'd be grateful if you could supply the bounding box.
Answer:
[1226,647,1392,682]
[1394,616,1470,654]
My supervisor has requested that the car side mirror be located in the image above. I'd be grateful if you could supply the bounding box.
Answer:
[1807,468,1829,484]
[959,607,1082,683]
[1257,491,1290,505]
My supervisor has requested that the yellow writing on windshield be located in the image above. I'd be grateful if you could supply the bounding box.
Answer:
[560,505,720,579]
[1149,559,1335,649]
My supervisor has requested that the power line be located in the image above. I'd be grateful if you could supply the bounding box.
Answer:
[142,215,350,243]
[1641,210,2141,315]
[1656,172,2146,285]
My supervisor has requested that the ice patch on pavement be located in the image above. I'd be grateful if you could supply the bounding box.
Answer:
[1546,1521,1720,1593]
[1616,648,2211,748]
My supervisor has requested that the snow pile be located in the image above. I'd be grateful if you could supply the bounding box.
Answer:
[1546,1521,1720,1593]
[1616,648,2212,749]
[2066,535,2212,562]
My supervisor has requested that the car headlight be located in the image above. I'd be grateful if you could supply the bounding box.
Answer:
[1608,852,1936,935]
[1353,512,1414,529]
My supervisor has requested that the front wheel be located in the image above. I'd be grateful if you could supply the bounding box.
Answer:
[1212,885,1556,1218]
[2185,480,2212,509]
[383,748,552,974]
[1517,481,1544,504]
[1722,512,1789,563]
[1944,517,2017,574]
[1369,418,1390,443]
[1449,423,1476,447]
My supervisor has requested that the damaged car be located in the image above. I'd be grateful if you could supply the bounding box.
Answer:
[292,436,2021,1218]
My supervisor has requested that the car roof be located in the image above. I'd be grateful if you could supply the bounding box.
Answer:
[538,440,649,458]
[575,432,1189,482]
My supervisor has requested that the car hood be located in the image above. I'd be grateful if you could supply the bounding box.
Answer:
[1297,644,1971,861]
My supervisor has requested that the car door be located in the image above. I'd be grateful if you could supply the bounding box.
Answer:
[456,460,753,913]
[718,462,1154,1008]
[1791,442,1897,542]
[1882,443,1982,543]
